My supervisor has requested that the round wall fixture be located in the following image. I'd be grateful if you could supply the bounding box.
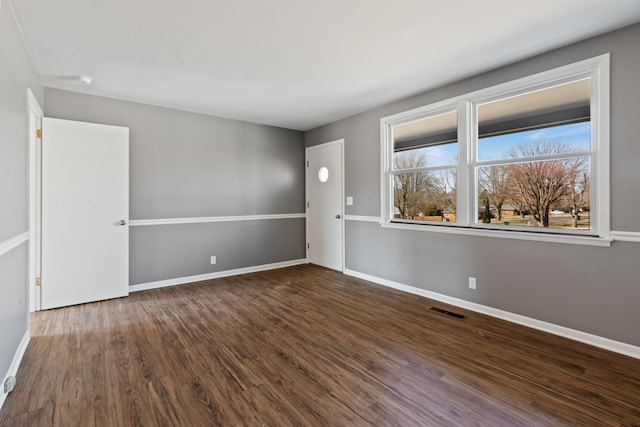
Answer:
[318,166,329,183]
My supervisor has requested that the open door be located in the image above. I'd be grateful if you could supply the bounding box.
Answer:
[41,118,129,309]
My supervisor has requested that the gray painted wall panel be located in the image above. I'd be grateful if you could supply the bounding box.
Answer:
[0,244,29,377]
[44,89,306,285]
[346,221,640,346]
[0,6,43,242]
[44,89,305,219]
[0,2,42,389]
[307,115,380,216]
[310,23,640,347]
[130,219,305,284]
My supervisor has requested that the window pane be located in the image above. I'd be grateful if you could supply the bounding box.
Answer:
[478,122,591,161]
[394,143,458,168]
[477,158,590,230]
[393,169,456,222]
[477,79,591,161]
[393,111,457,168]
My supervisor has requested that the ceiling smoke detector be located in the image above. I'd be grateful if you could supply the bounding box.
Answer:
[73,75,93,85]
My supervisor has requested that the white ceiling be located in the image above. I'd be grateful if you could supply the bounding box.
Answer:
[9,0,640,131]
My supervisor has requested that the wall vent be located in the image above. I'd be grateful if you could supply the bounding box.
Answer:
[429,306,467,319]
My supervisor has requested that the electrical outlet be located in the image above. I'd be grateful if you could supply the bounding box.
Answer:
[210,256,217,265]
[4,376,16,393]
[346,196,353,206]
[469,277,477,290]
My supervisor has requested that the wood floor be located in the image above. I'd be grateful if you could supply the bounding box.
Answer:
[1,265,639,426]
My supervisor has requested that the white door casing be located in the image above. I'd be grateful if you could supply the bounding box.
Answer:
[306,140,344,271]
[27,89,43,312]
[41,118,129,309]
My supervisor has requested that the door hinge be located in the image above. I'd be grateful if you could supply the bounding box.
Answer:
[36,277,42,287]
[306,161,309,167]
[36,129,42,139]
[307,201,309,208]
[307,243,310,249]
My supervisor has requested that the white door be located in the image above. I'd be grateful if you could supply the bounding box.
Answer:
[41,118,129,309]
[306,140,343,271]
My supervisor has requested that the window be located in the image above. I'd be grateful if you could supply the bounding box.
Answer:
[381,55,610,245]
[392,110,458,222]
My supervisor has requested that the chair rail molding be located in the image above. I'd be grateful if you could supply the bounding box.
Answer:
[0,231,29,257]
[129,213,305,227]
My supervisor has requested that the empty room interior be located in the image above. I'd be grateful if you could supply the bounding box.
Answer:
[2,0,640,425]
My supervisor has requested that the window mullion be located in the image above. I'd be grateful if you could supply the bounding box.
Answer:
[456,100,471,226]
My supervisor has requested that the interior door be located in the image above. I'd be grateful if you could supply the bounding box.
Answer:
[307,140,343,271]
[41,118,129,309]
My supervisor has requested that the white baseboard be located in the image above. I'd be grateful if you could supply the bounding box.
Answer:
[344,268,640,360]
[130,259,308,292]
[0,330,30,411]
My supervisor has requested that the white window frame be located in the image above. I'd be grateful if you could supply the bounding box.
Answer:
[380,54,610,247]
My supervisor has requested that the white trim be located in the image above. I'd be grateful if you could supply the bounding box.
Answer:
[344,268,640,360]
[0,330,30,411]
[130,259,307,292]
[129,213,305,227]
[610,231,640,243]
[381,221,611,247]
[350,216,616,247]
[27,89,43,312]
[344,215,381,223]
[26,89,43,116]
[593,54,611,240]
[341,143,345,272]
[345,213,636,244]
[0,232,29,257]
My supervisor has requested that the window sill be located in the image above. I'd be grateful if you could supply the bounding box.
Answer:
[380,221,611,247]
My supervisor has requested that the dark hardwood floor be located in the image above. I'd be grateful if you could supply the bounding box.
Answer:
[1,264,639,426]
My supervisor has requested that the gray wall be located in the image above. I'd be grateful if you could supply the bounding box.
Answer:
[0,0,43,390]
[306,23,640,347]
[130,219,304,284]
[44,89,305,285]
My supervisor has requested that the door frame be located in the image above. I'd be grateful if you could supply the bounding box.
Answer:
[27,89,43,312]
[305,139,345,272]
